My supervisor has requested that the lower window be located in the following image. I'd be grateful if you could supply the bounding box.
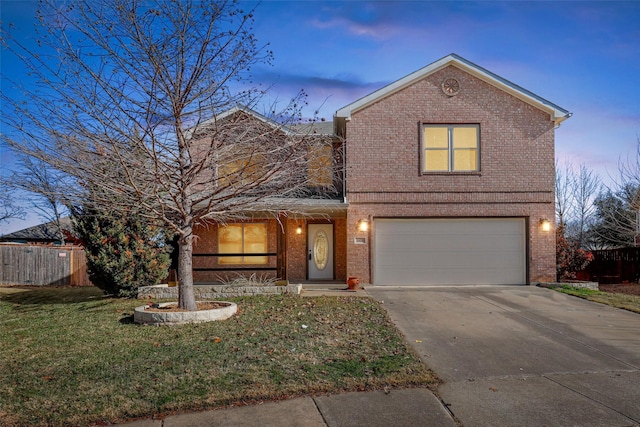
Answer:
[218,223,268,264]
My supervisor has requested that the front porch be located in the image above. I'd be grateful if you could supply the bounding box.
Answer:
[191,211,348,284]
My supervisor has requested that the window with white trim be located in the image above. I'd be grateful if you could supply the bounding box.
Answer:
[422,125,479,172]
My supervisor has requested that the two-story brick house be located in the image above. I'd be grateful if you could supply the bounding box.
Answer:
[192,53,570,286]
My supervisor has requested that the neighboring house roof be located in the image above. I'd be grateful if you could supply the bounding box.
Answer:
[190,105,337,138]
[187,105,305,139]
[289,121,335,136]
[0,217,73,243]
[334,53,572,127]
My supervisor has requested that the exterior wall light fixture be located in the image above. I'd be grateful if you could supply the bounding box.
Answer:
[357,219,369,232]
[296,225,303,235]
[540,219,552,232]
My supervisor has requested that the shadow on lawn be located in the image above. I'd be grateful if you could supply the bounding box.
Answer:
[0,286,107,306]
[119,314,136,324]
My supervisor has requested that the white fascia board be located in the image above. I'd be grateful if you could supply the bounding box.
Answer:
[451,56,572,125]
[334,56,452,119]
[335,54,571,126]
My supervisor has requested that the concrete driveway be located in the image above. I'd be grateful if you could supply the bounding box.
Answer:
[367,285,640,426]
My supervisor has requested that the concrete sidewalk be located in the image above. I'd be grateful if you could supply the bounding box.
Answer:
[115,388,455,427]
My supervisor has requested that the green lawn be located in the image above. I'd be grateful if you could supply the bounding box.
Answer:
[550,285,640,314]
[0,287,436,426]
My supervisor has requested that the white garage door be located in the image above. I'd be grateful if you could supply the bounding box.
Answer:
[374,218,526,285]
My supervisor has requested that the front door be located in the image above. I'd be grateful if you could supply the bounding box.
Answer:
[307,223,334,280]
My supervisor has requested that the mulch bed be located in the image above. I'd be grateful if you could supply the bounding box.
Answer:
[598,283,640,296]
[144,301,231,312]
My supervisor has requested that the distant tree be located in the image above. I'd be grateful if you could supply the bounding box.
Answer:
[588,138,640,248]
[10,155,69,244]
[554,161,599,277]
[555,160,575,228]
[1,0,334,310]
[571,164,601,248]
[0,179,24,225]
[590,184,639,248]
[555,161,600,247]
[72,204,171,298]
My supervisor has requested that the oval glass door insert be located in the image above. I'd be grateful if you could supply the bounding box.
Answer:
[313,230,329,270]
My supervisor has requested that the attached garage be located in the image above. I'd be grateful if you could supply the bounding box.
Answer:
[373,218,526,285]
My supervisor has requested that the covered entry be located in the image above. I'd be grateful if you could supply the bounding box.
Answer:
[373,218,526,285]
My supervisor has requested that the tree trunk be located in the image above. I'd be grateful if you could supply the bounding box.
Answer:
[177,226,198,311]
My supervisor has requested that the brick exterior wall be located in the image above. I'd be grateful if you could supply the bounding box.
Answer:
[345,65,556,284]
[285,218,307,281]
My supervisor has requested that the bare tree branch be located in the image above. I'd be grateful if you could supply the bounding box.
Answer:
[9,154,70,244]
[555,160,601,249]
[590,137,640,248]
[555,160,575,227]
[0,178,25,225]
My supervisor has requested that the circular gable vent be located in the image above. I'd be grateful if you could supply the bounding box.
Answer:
[441,77,460,96]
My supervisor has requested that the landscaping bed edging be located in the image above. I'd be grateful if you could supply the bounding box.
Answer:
[539,281,599,291]
[134,301,237,325]
[138,283,303,300]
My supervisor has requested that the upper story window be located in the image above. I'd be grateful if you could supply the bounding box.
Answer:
[217,149,266,188]
[307,143,333,187]
[422,124,479,172]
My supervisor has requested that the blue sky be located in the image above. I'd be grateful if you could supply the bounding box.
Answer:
[1,0,639,234]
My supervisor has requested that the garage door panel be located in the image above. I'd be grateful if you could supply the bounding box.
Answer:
[378,249,522,267]
[376,266,524,285]
[377,235,520,252]
[374,218,526,285]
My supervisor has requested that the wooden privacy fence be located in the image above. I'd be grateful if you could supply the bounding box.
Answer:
[578,248,640,284]
[0,244,92,286]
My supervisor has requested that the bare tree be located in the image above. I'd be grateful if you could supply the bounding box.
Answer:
[590,137,640,248]
[555,160,575,227]
[0,178,24,225]
[571,163,601,248]
[619,137,640,247]
[591,185,638,248]
[618,136,640,187]
[555,161,601,248]
[1,0,334,309]
[10,155,70,244]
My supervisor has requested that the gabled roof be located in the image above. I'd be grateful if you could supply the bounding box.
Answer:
[186,105,295,139]
[187,105,338,139]
[288,121,335,136]
[0,217,73,243]
[334,53,571,126]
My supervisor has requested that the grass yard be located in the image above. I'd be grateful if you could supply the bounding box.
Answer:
[0,287,436,426]
[550,284,640,314]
